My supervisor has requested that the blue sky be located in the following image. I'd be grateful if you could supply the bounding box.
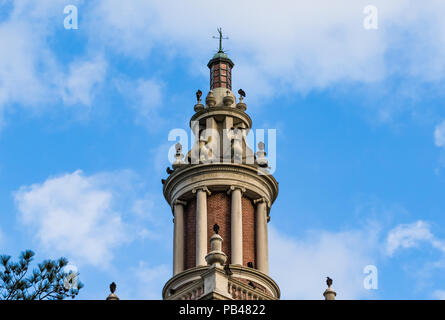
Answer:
[1,0,445,299]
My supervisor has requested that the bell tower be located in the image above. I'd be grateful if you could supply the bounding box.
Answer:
[162,31,279,300]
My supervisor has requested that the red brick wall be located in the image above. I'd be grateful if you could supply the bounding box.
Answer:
[242,196,256,267]
[207,193,232,264]
[184,198,196,270]
[182,193,257,271]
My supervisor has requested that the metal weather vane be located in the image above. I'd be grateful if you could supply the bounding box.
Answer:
[213,27,229,52]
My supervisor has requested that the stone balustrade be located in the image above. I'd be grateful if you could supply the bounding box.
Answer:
[227,278,277,300]
[167,280,205,300]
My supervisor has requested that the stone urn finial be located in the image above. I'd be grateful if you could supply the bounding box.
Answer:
[173,142,185,169]
[205,224,227,266]
[106,282,119,300]
[236,89,247,111]
[194,89,205,112]
[205,90,216,107]
[323,277,336,300]
[256,141,268,167]
[223,90,235,106]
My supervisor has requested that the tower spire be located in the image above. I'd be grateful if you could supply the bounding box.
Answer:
[208,28,234,90]
[212,27,228,52]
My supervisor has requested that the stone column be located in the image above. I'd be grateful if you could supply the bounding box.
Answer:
[193,187,211,266]
[323,286,336,300]
[173,199,186,276]
[254,198,269,274]
[228,186,245,265]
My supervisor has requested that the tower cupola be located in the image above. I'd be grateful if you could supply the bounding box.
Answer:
[208,28,234,90]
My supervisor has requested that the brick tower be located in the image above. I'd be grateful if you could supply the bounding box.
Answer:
[162,33,280,300]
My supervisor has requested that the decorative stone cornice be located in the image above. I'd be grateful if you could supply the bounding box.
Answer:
[192,186,211,196]
[162,266,209,298]
[190,106,252,129]
[253,197,266,205]
[170,199,188,215]
[173,199,187,207]
[226,185,246,195]
[253,197,271,209]
[163,163,279,211]
[162,264,280,300]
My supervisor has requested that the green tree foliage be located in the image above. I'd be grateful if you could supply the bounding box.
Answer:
[0,250,84,300]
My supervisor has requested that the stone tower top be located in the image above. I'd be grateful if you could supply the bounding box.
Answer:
[162,36,280,301]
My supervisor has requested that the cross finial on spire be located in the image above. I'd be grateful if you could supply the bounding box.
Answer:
[213,27,228,52]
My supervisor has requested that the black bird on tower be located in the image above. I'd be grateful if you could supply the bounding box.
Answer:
[326,277,333,288]
[238,89,246,98]
[196,89,202,102]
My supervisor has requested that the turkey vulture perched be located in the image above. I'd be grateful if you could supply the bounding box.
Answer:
[326,277,333,288]
[238,89,246,98]
[213,223,220,234]
[196,89,202,102]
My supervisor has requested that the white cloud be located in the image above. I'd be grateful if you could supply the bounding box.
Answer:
[115,78,164,130]
[88,1,157,60]
[269,226,378,299]
[129,261,170,299]
[0,1,103,128]
[134,79,163,118]
[131,193,169,241]
[132,196,155,220]
[14,170,131,268]
[61,56,107,106]
[434,120,445,147]
[107,260,170,299]
[151,142,175,175]
[432,290,445,300]
[0,19,53,114]
[386,221,445,256]
[0,1,68,111]
[88,0,445,95]
[3,0,445,127]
